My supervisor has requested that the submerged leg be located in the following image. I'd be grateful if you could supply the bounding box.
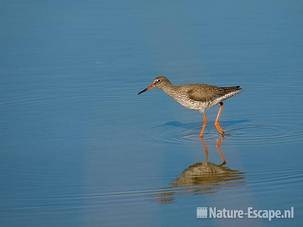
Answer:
[199,112,208,138]
[215,102,225,136]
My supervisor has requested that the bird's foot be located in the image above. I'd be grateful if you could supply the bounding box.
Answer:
[215,122,225,137]
[217,130,225,136]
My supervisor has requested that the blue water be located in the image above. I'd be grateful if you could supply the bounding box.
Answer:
[1,0,303,226]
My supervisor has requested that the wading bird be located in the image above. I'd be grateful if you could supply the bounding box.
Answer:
[138,76,241,137]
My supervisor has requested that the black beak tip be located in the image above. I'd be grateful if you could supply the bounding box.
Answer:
[137,88,148,95]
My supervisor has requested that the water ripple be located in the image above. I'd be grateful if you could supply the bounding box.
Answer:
[151,119,303,145]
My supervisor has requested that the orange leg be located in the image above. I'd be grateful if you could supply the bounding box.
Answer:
[215,102,225,136]
[199,112,208,138]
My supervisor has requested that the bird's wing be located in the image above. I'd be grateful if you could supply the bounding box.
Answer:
[187,85,239,102]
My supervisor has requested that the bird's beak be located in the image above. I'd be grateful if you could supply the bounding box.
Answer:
[137,83,155,95]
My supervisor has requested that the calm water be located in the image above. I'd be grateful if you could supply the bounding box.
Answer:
[1,0,303,226]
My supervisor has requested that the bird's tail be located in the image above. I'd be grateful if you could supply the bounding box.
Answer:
[217,86,241,102]
[222,86,241,93]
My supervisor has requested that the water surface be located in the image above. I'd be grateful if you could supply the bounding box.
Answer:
[1,0,303,226]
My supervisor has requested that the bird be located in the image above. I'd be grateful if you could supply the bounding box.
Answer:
[137,75,241,137]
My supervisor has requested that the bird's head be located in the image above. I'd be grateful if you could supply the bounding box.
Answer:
[137,75,171,95]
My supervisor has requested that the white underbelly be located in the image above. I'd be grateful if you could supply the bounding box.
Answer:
[173,96,209,112]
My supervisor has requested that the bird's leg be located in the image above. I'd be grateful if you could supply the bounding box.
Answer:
[199,112,208,138]
[215,102,225,136]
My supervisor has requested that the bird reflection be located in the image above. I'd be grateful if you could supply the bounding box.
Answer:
[155,135,244,204]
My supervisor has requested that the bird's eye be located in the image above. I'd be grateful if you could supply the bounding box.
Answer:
[155,79,160,83]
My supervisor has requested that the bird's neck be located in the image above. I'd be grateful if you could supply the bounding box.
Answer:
[160,83,177,97]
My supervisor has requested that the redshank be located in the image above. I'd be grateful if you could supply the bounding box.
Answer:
[138,75,241,137]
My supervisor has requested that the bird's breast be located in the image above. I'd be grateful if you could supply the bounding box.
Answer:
[171,94,208,112]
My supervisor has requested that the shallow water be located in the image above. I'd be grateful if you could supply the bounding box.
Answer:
[1,0,303,226]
